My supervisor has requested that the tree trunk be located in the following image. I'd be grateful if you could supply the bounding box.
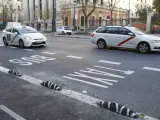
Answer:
[85,16,88,33]
[110,10,113,25]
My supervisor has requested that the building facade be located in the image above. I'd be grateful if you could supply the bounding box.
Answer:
[23,0,62,31]
[60,0,128,30]
[0,0,22,23]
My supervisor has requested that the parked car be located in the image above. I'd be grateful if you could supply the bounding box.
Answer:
[57,26,72,35]
[91,26,160,53]
[2,26,47,48]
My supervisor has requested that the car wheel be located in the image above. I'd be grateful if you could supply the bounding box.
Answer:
[3,37,8,46]
[62,31,65,35]
[137,42,150,53]
[19,40,25,48]
[69,33,71,35]
[97,39,106,49]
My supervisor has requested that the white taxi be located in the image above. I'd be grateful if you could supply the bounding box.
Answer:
[2,26,47,48]
[91,26,160,53]
[57,26,72,35]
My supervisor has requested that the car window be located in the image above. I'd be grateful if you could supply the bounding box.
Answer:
[105,27,118,34]
[12,28,19,34]
[17,27,37,34]
[96,27,106,33]
[6,28,12,32]
[132,27,145,35]
[118,28,131,35]
[64,27,72,30]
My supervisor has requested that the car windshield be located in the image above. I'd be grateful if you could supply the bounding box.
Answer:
[132,27,145,35]
[17,27,38,34]
[65,27,72,30]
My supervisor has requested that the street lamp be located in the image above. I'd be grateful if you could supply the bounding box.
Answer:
[73,0,76,30]
[2,0,4,27]
[128,0,131,25]
[52,0,56,32]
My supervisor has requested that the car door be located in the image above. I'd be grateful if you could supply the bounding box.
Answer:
[11,28,20,45]
[104,27,121,46]
[5,28,12,44]
[57,27,61,34]
[58,26,63,34]
[117,27,136,48]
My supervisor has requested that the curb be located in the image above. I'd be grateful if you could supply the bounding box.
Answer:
[43,34,90,39]
[54,35,90,39]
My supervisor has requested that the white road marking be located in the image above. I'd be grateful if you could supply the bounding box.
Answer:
[63,76,108,88]
[68,72,118,86]
[0,65,158,120]
[66,55,83,59]
[143,67,160,72]
[80,68,125,78]
[0,44,4,46]
[23,49,34,51]
[0,105,26,120]
[42,52,56,55]
[9,47,17,49]
[98,60,121,65]
[93,65,135,75]
[9,55,56,66]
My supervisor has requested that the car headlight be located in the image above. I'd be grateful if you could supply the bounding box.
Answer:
[151,40,160,43]
[24,36,32,40]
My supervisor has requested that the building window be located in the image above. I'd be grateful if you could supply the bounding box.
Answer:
[18,6,20,11]
[46,0,49,19]
[100,0,103,5]
[33,0,36,18]
[99,17,102,26]
[81,16,84,26]
[92,16,95,26]
[65,17,68,26]
[40,0,42,19]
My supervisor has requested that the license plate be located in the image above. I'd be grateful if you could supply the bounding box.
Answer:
[36,41,42,43]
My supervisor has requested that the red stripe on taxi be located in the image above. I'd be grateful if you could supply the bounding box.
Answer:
[117,36,135,46]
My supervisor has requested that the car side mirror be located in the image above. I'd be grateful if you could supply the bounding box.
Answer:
[14,32,18,35]
[128,32,134,36]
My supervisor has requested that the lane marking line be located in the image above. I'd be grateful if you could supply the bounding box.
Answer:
[143,67,160,72]
[0,65,158,120]
[23,49,34,51]
[9,47,17,49]
[42,52,56,55]
[93,65,135,75]
[98,60,121,65]
[66,55,83,59]
[0,105,26,120]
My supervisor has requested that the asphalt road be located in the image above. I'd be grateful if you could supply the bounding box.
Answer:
[0,34,160,120]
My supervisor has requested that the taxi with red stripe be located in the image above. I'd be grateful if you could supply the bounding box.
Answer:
[91,26,160,53]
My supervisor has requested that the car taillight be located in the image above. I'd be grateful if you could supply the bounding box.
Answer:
[91,34,94,37]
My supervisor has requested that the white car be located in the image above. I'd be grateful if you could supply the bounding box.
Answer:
[2,26,47,48]
[57,26,72,35]
[91,26,160,53]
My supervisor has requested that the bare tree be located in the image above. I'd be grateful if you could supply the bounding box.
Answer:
[8,5,16,21]
[42,10,51,23]
[57,4,70,26]
[78,0,100,32]
[107,0,119,25]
